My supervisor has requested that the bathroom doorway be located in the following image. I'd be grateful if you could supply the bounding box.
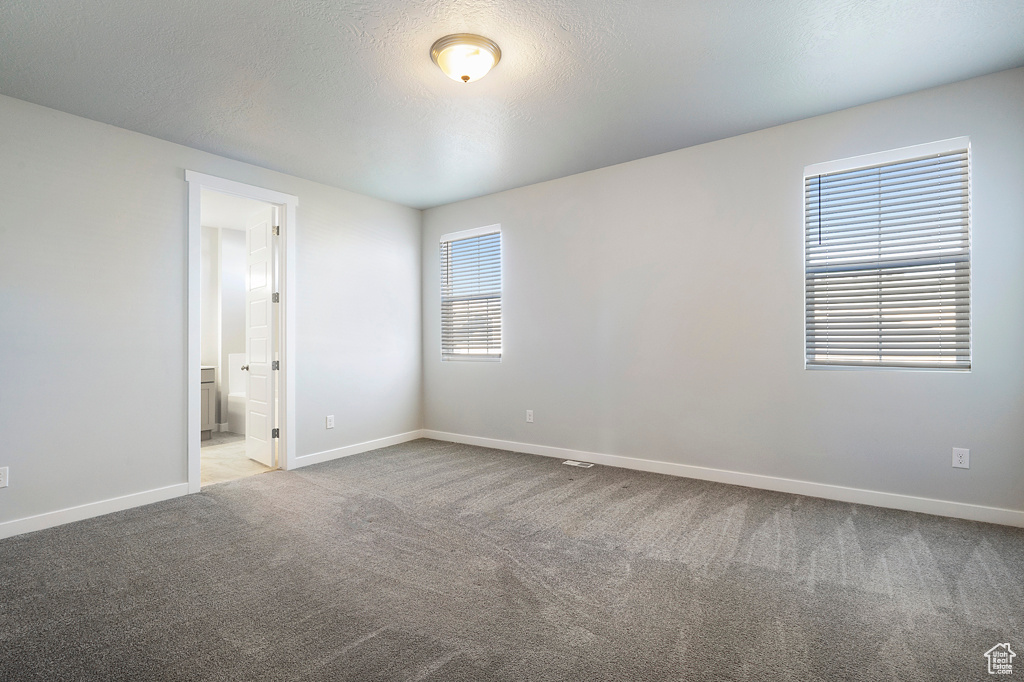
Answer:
[186,172,297,492]
[199,191,276,485]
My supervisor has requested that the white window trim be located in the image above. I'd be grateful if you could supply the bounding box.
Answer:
[802,137,972,372]
[804,137,970,177]
[440,224,500,242]
[440,224,502,362]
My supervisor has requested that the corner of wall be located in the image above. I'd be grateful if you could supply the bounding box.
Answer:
[417,206,428,431]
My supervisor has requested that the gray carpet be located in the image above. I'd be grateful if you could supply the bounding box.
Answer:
[1,439,1021,681]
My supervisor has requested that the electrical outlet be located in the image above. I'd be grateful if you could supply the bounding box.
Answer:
[526,410,534,423]
[952,447,969,469]
[326,415,335,429]
[0,467,8,488]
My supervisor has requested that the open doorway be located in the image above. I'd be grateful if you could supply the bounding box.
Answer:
[199,191,277,485]
[186,171,298,492]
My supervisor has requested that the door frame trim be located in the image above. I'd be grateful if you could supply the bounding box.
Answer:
[185,171,298,492]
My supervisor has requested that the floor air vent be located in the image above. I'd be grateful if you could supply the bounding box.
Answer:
[563,460,594,468]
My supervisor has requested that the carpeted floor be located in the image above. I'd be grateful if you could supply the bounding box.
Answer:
[1,438,1021,681]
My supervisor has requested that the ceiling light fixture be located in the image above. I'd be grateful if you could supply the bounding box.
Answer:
[430,34,501,83]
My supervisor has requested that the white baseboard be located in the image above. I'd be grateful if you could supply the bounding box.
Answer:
[422,430,1024,528]
[216,422,229,432]
[292,430,425,469]
[6,430,1016,541]
[0,483,190,541]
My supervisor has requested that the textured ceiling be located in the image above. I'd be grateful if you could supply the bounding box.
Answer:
[2,1,1023,209]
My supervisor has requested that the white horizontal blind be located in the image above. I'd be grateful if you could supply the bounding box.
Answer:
[805,146,970,369]
[441,228,501,360]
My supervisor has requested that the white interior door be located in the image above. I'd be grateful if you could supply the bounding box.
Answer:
[245,205,276,467]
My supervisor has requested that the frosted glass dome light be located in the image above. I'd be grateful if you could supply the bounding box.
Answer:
[430,34,501,83]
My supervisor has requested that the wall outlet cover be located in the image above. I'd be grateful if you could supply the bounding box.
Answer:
[526,410,534,423]
[326,415,335,429]
[952,447,969,469]
[0,466,8,488]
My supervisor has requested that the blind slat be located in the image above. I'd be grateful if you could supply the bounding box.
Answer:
[807,210,968,234]
[806,281,970,297]
[805,215,967,239]
[809,186,968,219]
[807,153,967,187]
[806,226,969,249]
[807,254,968,275]
[808,171,968,205]
[809,359,967,369]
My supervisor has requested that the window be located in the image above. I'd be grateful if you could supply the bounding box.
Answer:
[804,139,970,370]
[440,225,501,360]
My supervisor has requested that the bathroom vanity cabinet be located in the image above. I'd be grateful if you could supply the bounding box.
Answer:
[201,366,216,441]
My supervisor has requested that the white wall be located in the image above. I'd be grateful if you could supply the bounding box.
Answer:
[422,67,1024,515]
[218,227,246,425]
[199,225,246,426]
[0,94,422,528]
[200,227,220,372]
[200,224,246,426]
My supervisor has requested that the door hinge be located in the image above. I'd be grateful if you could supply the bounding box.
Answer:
[272,428,280,439]
[272,225,280,236]
[272,292,279,303]
[272,361,279,370]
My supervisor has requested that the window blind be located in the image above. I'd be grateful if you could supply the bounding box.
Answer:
[441,228,501,360]
[805,147,970,369]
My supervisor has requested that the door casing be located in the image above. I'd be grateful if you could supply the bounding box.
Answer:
[185,171,298,491]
